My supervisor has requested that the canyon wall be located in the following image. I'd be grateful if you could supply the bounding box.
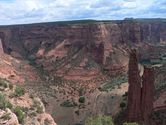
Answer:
[0,19,165,79]
[0,19,165,61]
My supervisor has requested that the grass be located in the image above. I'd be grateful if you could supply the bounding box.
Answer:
[99,75,127,92]
[60,100,77,107]
[0,112,11,120]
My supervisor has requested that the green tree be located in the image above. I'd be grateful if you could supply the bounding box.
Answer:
[79,96,85,103]
[85,115,114,125]
[120,102,126,110]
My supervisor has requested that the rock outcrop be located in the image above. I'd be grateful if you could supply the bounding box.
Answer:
[0,108,19,125]
[141,67,155,125]
[126,50,142,122]
[0,78,57,125]
[126,50,155,125]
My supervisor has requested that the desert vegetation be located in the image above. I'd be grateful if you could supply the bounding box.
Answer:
[85,115,139,125]
[0,78,56,125]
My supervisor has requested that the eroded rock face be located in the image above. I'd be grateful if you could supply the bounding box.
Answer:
[0,19,165,80]
[0,79,57,125]
[0,108,19,125]
[126,50,155,125]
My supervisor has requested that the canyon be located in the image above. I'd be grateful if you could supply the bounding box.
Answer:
[0,19,165,125]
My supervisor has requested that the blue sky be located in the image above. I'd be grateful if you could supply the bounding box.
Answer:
[0,0,165,25]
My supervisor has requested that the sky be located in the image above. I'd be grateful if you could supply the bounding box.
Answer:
[0,0,165,25]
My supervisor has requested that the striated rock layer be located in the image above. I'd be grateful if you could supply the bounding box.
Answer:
[0,19,165,79]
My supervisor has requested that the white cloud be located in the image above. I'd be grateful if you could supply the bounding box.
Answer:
[0,0,165,25]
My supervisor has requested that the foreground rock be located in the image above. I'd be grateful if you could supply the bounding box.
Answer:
[0,78,57,125]
[0,108,19,125]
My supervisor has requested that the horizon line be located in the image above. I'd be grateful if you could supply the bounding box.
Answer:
[0,18,166,26]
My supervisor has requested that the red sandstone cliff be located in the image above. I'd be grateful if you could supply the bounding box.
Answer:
[142,67,155,125]
[0,19,165,80]
[126,50,155,125]
[126,50,142,122]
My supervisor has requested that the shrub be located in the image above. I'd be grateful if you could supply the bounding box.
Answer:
[14,86,25,97]
[114,110,126,125]
[75,110,79,116]
[33,98,44,113]
[21,107,29,113]
[13,106,25,124]
[5,101,13,109]
[36,105,43,114]
[120,102,126,110]
[9,84,13,90]
[79,96,85,103]
[122,92,128,97]
[29,111,37,117]
[28,55,36,62]
[3,83,8,88]
[0,93,13,109]
[0,79,13,89]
